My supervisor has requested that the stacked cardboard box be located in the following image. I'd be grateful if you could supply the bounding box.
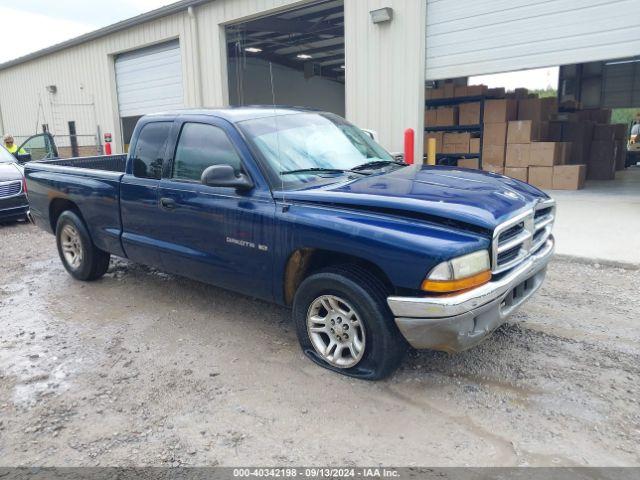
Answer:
[481,99,518,174]
[504,115,577,189]
[593,123,628,171]
[425,106,458,127]
[426,83,488,100]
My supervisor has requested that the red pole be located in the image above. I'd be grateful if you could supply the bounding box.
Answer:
[404,128,415,165]
[105,142,112,155]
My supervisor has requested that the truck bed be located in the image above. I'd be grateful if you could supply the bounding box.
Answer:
[37,154,128,172]
[25,154,128,257]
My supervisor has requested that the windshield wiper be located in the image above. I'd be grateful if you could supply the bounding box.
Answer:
[352,160,407,171]
[280,167,367,176]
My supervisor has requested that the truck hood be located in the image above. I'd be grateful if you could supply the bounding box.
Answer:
[279,165,549,231]
[0,162,23,181]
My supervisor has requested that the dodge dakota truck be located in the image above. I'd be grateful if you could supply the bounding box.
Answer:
[25,107,555,379]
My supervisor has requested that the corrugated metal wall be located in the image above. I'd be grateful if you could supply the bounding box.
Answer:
[345,0,427,157]
[426,0,640,80]
[0,0,309,151]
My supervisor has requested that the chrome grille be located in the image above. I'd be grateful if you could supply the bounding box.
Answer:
[0,180,22,198]
[492,199,555,274]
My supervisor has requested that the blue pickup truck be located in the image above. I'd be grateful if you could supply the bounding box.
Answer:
[25,107,555,379]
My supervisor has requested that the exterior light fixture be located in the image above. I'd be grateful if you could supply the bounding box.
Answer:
[296,53,313,60]
[370,7,393,24]
[340,65,346,70]
[245,47,262,53]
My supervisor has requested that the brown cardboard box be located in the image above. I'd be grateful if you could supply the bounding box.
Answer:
[579,108,612,124]
[530,142,571,166]
[529,166,554,189]
[444,132,471,145]
[615,139,626,171]
[469,137,480,154]
[514,88,529,99]
[482,144,506,166]
[454,85,468,97]
[487,87,506,99]
[562,122,594,164]
[424,132,444,153]
[552,112,580,122]
[436,106,458,126]
[505,167,528,182]
[593,124,617,141]
[429,88,444,100]
[613,124,628,140]
[459,102,481,125]
[552,165,586,190]
[443,132,471,154]
[425,109,437,126]
[507,121,544,144]
[517,97,557,122]
[443,82,455,98]
[443,143,470,154]
[547,121,564,142]
[506,143,531,167]
[483,122,508,145]
[466,84,488,96]
[482,164,504,175]
[588,140,617,180]
[458,158,480,169]
[484,99,518,123]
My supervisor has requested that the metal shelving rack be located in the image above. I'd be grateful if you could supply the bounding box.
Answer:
[425,94,486,168]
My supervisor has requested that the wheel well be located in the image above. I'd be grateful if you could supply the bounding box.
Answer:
[283,248,394,305]
[49,198,81,232]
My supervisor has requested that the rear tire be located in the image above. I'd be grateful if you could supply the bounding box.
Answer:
[293,265,407,380]
[55,210,110,281]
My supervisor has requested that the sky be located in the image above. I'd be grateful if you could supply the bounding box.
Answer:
[0,0,175,63]
[0,1,559,91]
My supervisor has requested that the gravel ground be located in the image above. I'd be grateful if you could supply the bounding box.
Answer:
[0,221,638,467]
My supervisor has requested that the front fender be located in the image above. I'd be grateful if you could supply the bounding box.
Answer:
[274,202,491,302]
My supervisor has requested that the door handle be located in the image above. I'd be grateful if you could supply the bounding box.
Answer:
[160,197,176,210]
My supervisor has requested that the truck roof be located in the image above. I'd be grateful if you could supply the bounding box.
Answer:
[145,106,319,123]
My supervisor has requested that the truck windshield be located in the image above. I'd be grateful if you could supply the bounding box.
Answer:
[238,112,395,189]
[0,145,16,164]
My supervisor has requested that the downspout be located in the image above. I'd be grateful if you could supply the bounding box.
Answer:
[188,6,204,107]
[0,101,5,136]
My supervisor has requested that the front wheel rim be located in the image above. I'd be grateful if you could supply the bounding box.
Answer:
[60,224,83,269]
[306,295,366,369]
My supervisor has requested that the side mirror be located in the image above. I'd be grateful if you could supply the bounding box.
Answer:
[201,164,254,191]
[15,153,32,164]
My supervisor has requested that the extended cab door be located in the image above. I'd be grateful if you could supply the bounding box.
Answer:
[120,120,173,267]
[154,117,276,301]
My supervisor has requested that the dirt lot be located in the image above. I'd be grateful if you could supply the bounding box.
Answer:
[0,222,638,467]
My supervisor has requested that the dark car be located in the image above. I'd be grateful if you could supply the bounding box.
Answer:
[0,144,29,222]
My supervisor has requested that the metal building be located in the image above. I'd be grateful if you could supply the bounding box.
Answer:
[0,0,638,158]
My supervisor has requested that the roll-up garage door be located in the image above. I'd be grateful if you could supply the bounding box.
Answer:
[426,0,640,80]
[115,41,184,117]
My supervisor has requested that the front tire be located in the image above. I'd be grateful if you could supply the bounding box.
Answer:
[293,265,407,380]
[56,211,110,281]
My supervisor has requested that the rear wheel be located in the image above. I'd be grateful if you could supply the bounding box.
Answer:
[293,265,407,380]
[55,211,110,281]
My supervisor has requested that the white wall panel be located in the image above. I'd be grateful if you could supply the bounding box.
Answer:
[345,0,427,158]
[426,0,640,80]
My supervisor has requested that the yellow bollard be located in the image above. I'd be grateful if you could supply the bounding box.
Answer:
[427,138,436,166]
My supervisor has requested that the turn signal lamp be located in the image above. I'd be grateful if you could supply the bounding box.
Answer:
[422,250,491,293]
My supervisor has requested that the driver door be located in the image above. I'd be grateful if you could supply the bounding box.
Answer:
[17,133,58,162]
[154,118,276,301]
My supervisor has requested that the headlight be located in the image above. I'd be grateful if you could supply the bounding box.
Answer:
[421,250,491,293]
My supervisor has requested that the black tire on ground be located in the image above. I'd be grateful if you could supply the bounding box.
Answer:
[292,264,407,380]
[55,210,111,281]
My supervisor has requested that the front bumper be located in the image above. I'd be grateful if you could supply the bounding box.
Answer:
[387,236,555,353]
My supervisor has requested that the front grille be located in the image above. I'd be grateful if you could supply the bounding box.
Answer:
[492,200,555,274]
[0,181,22,198]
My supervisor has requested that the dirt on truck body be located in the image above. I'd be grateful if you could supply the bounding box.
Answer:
[0,222,638,467]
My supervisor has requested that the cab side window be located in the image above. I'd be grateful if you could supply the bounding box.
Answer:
[172,123,243,182]
[131,122,171,179]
